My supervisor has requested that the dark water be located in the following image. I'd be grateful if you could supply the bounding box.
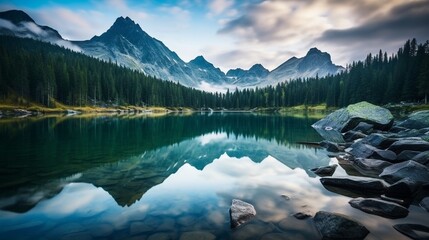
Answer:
[0,113,424,239]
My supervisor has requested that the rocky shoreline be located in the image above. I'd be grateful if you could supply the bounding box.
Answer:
[311,101,429,239]
[231,101,429,239]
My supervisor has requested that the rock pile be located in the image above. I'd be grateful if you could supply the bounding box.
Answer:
[312,101,429,239]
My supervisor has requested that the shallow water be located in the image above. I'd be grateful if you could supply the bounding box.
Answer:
[0,113,425,239]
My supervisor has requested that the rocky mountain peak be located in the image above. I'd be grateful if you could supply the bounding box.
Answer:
[0,10,35,24]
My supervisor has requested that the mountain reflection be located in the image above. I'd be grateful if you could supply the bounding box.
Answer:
[0,113,325,211]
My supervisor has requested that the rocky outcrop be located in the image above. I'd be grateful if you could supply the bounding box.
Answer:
[229,199,256,228]
[397,110,429,129]
[388,139,429,154]
[320,176,389,193]
[311,164,337,176]
[312,101,394,143]
[394,224,429,240]
[313,211,369,240]
[420,197,429,212]
[379,160,429,184]
[349,197,409,219]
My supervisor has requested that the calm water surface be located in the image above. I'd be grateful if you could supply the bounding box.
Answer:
[0,113,425,239]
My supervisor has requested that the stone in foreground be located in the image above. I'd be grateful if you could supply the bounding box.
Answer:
[320,176,388,193]
[293,212,312,220]
[420,197,429,212]
[229,199,256,228]
[349,197,409,219]
[412,150,429,165]
[394,224,429,240]
[385,178,419,198]
[311,101,394,143]
[379,160,429,184]
[313,211,369,240]
[311,164,338,176]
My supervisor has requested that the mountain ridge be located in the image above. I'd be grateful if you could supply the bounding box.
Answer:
[0,9,344,90]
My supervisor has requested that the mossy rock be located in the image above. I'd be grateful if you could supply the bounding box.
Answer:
[312,102,394,143]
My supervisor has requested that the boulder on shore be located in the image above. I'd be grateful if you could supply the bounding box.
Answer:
[397,110,429,129]
[379,160,429,184]
[229,199,256,228]
[388,139,429,154]
[385,178,419,198]
[312,101,394,143]
[352,158,392,175]
[320,176,389,193]
[349,197,409,219]
[412,150,429,165]
[346,141,397,162]
[311,164,338,176]
[394,224,429,240]
[313,211,369,240]
[420,197,429,212]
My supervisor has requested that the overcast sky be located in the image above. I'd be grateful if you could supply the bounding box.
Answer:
[1,0,428,72]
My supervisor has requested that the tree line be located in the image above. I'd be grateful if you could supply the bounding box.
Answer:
[0,35,428,109]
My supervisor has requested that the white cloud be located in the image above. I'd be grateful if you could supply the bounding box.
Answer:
[209,0,234,15]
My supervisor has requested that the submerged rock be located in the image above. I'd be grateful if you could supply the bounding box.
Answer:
[320,176,388,193]
[293,212,312,220]
[398,110,429,129]
[379,160,429,184]
[311,102,394,143]
[394,224,429,240]
[349,197,409,219]
[313,211,369,240]
[229,199,256,228]
[311,164,338,176]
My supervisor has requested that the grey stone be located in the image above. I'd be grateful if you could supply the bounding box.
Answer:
[320,141,342,152]
[313,211,369,240]
[362,133,395,149]
[320,176,388,193]
[293,212,312,219]
[397,150,422,161]
[420,197,429,212]
[349,197,409,219]
[343,130,367,142]
[412,150,429,165]
[232,221,275,240]
[230,199,256,228]
[130,222,152,235]
[388,139,429,154]
[346,141,397,161]
[312,102,394,143]
[352,158,392,174]
[398,110,429,129]
[385,178,419,198]
[379,160,429,184]
[352,122,373,134]
[311,164,338,176]
[394,224,429,240]
[180,231,215,240]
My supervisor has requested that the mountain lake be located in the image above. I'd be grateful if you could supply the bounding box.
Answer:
[0,113,426,240]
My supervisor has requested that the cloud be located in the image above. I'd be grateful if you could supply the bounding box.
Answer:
[317,0,429,64]
[159,5,190,21]
[214,0,429,68]
[209,0,234,15]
